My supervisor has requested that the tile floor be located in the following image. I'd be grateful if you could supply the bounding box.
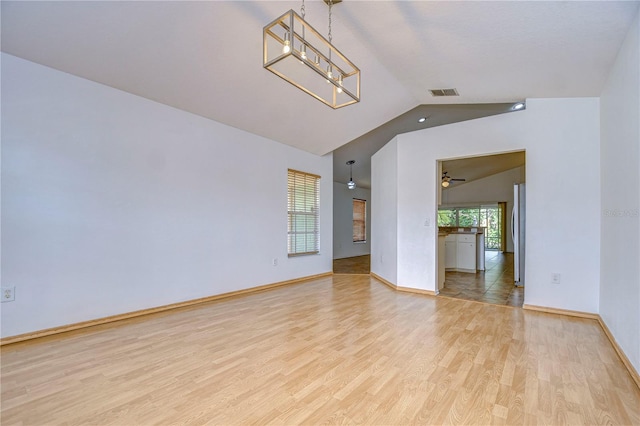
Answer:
[439,251,524,307]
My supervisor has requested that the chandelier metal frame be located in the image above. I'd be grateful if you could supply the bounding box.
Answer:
[263,1,360,109]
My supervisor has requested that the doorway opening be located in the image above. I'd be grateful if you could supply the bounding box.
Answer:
[436,151,525,307]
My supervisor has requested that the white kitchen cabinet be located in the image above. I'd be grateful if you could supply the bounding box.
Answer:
[456,240,476,271]
[445,234,457,269]
[442,232,483,273]
[438,235,446,290]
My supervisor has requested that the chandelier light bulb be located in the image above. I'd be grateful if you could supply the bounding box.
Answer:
[337,74,343,93]
[300,44,307,60]
[282,33,291,54]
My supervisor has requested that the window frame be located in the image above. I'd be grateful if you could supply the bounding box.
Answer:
[352,198,367,243]
[287,169,321,257]
[437,204,503,250]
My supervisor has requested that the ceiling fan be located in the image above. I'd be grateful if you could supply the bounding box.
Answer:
[441,172,466,187]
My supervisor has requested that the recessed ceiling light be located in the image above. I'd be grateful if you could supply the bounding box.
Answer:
[418,117,427,123]
[513,102,525,110]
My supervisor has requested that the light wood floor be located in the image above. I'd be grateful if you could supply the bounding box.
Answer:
[2,275,639,425]
[440,251,524,307]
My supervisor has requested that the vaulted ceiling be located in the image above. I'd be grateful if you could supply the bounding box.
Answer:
[2,1,638,186]
[442,151,526,189]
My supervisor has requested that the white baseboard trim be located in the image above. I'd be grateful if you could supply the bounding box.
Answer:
[370,273,436,296]
[0,272,333,346]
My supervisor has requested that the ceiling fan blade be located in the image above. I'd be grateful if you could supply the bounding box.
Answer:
[450,178,466,182]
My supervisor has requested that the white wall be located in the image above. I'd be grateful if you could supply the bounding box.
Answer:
[373,98,601,314]
[600,11,640,373]
[1,54,333,338]
[442,166,525,252]
[333,182,371,259]
[371,139,398,284]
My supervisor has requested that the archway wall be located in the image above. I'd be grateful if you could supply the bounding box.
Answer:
[372,97,601,313]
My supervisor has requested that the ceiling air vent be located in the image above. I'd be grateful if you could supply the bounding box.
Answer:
[429,88,459,97]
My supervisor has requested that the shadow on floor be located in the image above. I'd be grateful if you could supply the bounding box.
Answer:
[333,255,370,274]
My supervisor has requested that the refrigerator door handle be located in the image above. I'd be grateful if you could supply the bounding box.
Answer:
[511,206,516,243]
[512,202,520,285]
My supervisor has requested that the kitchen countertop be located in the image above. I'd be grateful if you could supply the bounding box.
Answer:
[439,227,485,235]
[441,231,484,235]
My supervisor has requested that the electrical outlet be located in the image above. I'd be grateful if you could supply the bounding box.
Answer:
[272,258,278,266]
[2,287,15,302]
[551,273,561,284]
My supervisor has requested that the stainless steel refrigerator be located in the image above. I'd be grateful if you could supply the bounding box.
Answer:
[511,184,525,287]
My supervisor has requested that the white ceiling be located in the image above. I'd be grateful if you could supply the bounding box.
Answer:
[2,1,638,163]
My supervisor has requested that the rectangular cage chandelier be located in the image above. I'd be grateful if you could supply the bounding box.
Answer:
[263,2,360,109]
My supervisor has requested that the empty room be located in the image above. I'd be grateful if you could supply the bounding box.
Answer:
[2,1,640,424]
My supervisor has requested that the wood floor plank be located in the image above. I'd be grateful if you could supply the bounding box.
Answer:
[2,274,639,425]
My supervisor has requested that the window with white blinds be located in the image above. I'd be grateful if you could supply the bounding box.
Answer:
[287,169,320,256]
[353,198,366,243]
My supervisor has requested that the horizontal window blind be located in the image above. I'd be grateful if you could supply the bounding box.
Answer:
[353,198,366,243]
[288,169,320,256]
